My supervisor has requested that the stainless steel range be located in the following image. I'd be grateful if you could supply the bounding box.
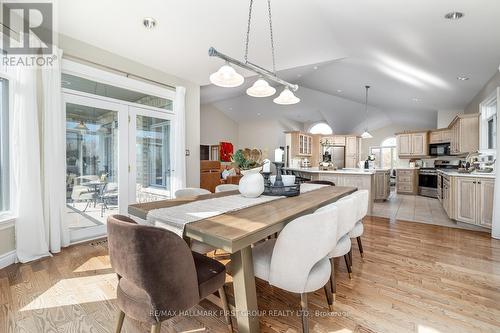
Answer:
[418,159,461,198]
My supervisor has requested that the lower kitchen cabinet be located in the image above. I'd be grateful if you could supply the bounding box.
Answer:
[396,169,418,195]
[374,170,390,201]
[478,179,495,228]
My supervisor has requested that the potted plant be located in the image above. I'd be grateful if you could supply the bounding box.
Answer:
[231,148,265,197]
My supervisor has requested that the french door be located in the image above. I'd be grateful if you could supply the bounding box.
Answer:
[64,93,174,242]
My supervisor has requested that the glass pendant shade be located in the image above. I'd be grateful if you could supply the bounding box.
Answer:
[75,120,88,131]
[273,87,300,105]
[361,130,373,139]
[209,64,244,88]
[246,78,276,97]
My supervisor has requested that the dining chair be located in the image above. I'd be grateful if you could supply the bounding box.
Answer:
[251,208,338,333]
[175,187,211,198]
[215,184,239,193]
[348,190,369,260]
[107,215,232,333]
[316,195,356,306]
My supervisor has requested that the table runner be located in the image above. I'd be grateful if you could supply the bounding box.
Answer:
[146,183,326,236]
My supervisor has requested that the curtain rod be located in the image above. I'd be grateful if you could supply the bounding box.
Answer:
[63,54,177,90]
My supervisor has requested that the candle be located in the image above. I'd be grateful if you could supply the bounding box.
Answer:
[263,159,271,173]
[274,148,283,162]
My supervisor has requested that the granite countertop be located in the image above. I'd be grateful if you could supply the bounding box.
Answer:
[283,167,389,175]
[436,169,496,179]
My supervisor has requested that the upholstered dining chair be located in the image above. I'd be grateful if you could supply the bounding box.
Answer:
[316,195,357,307]
[251,208,338,333]
[174,187,211,198]
[107,215,232,333]
[348,190,369,260]
[215,184,239,193]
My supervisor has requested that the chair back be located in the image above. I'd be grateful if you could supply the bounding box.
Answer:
[352,190,369,221]
[107,215,200,313]
[316,195,356,240]
[268,208,338,293]
[215,184,239,193]
[175,188,211,198]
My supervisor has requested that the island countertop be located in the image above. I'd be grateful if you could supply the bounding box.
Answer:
[283,167,390,175]
[437,169,496,179]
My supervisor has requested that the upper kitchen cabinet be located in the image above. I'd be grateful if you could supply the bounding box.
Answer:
[285,131,321,166]
[345,136,361,168]
[429,129,452,144]
[396,131,429,157]
[449,114,479,155]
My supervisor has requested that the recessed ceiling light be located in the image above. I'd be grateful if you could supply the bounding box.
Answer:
[313,66,318,70]
[257,112,261,116]
[336,89,342,93]
[143,17,157,29]
[297,74,302,78]
[444,12,464,20]
[412,97,421,102]
[229,107,233,110]
[457,75,470,81]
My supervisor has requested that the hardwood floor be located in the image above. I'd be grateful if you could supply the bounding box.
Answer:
[1,217,500,333]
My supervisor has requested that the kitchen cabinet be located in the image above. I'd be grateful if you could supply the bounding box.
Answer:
[449,114,479,155]
[396,169,418,194]
[442,174,451,216]
[429,129,452,144]
[345,136,360,168]
[299,133,312,156]
[437,173,442,202]
[478,179,495,228]
[456,177,476,224]
[397,131,428,157]
[374,170,390,201]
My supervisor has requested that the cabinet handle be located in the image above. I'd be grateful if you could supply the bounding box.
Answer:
[478,181,481,184]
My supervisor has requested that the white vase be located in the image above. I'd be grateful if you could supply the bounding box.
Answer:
[239,167,264,198]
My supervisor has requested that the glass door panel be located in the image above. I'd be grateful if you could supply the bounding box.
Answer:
[131,108,173,203]
[64,93,128,241]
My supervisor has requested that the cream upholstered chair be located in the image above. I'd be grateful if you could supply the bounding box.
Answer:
[174,187,211,198]
[251,208,338,333]
[348,190,369,259]
[316,195,357,306]
[215,184,239,193]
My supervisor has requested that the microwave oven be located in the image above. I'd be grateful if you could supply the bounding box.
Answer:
[429,143,450,156]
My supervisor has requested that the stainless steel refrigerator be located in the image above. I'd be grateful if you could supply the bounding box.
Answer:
[323,146,345,169]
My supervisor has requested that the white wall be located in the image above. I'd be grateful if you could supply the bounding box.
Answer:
[437,110,463,128]
[465,71,500,114]
[200,104,238,146]
[237,118,303,160]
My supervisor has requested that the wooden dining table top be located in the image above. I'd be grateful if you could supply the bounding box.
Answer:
[128,185,357,253]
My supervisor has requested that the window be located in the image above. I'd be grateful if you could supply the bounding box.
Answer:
[479,88,498,152]
[309,122,333,135]
[369,136,398,169]
[0,78,9,212]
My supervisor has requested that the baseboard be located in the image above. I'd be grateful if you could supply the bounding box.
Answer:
[0,250,16,270]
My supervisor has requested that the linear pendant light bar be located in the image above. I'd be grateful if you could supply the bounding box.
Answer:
[208,47,299,92]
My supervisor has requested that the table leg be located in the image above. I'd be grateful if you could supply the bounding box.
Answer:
[230,246,260,333]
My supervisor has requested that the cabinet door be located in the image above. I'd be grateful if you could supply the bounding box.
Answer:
[437,174,442,202]
[441,130,451,143]
[333,136,346,146]
[397,134,411,155]
[456,177,476,224]
[411,133,426,155]
[345,156,357,168]
[478,179,494,228]
[429,131,442,144]
[345,136,358,155]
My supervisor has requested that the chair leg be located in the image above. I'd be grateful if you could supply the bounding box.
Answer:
[323,285,334,312]
[344,254,353,279]
[218,287,233,332]
[115,310,125,333]
[151,322,161,333]
[357,236,364,259]
[329,258,336,302]
[348,249,353,268]
[300,293,309,333]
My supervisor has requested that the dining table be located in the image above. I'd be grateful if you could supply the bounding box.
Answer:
[128,185,357,333]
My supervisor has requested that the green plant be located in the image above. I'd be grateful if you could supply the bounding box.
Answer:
[231,148,263,170]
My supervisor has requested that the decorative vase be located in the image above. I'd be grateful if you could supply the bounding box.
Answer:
[238,167,264,198]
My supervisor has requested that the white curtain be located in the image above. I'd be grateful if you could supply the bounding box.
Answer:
[11,66,51,263]
[41,49,69,252]
[492,85,500,239]
[172,86,186,193]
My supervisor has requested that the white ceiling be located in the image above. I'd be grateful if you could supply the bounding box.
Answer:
[59,0,500,133]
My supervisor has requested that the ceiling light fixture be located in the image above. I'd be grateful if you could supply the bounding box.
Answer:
[143,17,157,29]
[412,97,421,102]
[74,120,88,131]
[457,75,470,81]
[336,89,342,93]
[444,12,464,20]
[361,85,373,139]
[209,0,299,104]
[246,77,276,97]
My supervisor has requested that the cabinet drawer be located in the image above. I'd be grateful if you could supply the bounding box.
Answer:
[397,170,414,176]
[397,184,414,192]
[398,175,412,183]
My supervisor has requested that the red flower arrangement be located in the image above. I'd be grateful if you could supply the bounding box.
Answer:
[219,142,234,162]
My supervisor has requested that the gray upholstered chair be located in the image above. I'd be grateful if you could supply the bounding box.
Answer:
[215,184,239,193]
[107,215,232,333]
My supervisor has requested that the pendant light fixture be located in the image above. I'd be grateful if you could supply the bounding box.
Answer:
[361,85,373,139]
[74,120,88,131]
[208,0,300,104]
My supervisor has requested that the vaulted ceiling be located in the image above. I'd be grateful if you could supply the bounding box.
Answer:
[59,0,500,133]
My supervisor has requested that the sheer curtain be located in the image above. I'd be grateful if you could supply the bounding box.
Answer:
[41,49,69,252]
[10,66,51,262]
[172,86,186,193]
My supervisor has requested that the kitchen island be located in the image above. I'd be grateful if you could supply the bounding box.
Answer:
[283,167,391,213]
